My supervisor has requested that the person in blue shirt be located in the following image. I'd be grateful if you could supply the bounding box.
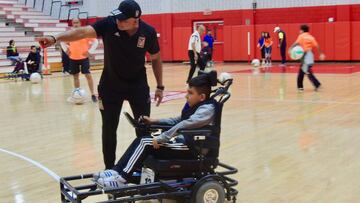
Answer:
[257,32,265,66]
[203,30,214,60]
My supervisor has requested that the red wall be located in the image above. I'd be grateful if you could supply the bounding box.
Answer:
[79,4,360,61]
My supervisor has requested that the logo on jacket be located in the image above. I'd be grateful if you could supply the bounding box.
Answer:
[137,36,146,48]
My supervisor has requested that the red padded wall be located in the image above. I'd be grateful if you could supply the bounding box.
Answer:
[80,4,359,61]
[351,22,360,60]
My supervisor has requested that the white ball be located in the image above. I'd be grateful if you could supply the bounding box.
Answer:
[30,73,41,83]
[218,72,232,84]
[72,88,86,104]
[251,59,260,67]
[289,45,305,60]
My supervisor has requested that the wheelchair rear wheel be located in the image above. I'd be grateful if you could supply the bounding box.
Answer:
[192,181,225,203]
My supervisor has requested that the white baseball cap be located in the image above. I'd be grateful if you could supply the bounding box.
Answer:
[274,27,280,33]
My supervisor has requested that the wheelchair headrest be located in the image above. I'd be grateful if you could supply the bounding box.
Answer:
[198,70,218,86]
[211,72,233,104]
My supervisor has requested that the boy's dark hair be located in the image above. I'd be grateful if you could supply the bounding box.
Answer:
[9,40,14,46]
[188,71,217,99]
[264,32,270,38]
[31,45,36,49]
[300,24,309,32]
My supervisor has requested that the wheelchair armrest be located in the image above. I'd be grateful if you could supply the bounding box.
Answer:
[148,124,173,131]
[177,129,212,141]
[177,129,212,135]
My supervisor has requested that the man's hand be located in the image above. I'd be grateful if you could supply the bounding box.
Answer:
[194,53,198,61]
[36,36,56,48]
[154,88,163,107]
[152,138,160,149]
[319,53,325,61]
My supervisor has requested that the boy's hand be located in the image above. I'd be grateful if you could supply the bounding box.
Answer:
[319,53,325,61]
[152,138,160,149]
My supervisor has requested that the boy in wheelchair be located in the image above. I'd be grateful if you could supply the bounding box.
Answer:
[94,71,219,188]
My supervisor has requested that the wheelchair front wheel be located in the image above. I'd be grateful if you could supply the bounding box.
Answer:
[192,181,225,203]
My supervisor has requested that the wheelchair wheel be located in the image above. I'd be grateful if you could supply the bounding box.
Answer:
[192,181,225,203]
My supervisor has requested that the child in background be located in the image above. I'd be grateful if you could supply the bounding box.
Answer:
[200,41,212,69]
[25,45,41,74]
[290,24,325,92]
[264,32,273,67]
[257,32,265,66]
[7,40,21,65]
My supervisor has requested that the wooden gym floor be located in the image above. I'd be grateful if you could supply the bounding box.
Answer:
[0,63,360,203]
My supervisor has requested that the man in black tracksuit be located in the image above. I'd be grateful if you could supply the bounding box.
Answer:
[37,0,164,169]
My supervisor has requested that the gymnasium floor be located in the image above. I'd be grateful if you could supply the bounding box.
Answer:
[1,63,360,203]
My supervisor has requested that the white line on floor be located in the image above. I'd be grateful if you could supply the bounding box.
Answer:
[0,147,60,182]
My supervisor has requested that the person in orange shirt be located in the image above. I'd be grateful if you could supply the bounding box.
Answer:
[290,24,325,92]
[61,18,99,102]
[263,32,273,67]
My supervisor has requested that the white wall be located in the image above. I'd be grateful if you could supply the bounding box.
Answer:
[88,0,360,17]
[17,0,360,19]
[256,0,359,9]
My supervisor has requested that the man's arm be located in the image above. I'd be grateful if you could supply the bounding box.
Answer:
[36,26,97,48]
[150,52,164,106]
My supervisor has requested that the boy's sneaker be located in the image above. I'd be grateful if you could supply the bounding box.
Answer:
[93,169,119,181]
[91,95,98,102]
[298,88,304,92]
[97,175,126,189]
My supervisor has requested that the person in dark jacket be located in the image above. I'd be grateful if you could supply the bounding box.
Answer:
[25,45,41,73]
[200,41,212,69]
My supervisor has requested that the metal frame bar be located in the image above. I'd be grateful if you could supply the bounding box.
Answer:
[60,162,238,203]
[50,0,61,16]
[59,4,70,19]
[67,8,79,21]
[78,11,88,20]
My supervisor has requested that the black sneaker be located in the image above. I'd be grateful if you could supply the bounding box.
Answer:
[91,95,98,102]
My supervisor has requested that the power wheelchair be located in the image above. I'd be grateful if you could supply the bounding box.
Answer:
[60,74,238,203]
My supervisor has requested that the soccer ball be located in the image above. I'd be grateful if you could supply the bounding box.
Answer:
[251,59,260,67]
[218,72,232,84]
[70,88,87,104]
[30,73,41,83]
[289,46,304,60]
